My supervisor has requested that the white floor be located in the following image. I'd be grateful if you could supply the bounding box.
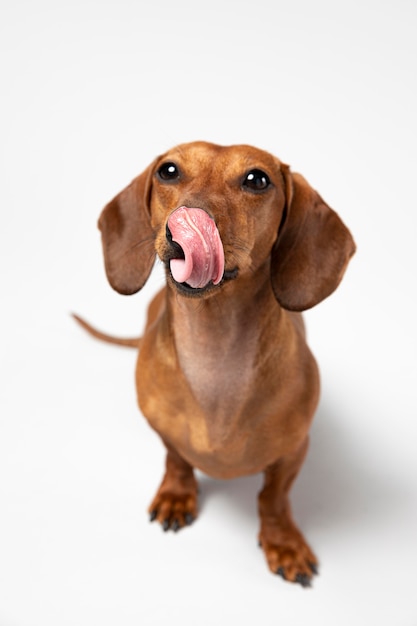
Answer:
[1,1,416,625]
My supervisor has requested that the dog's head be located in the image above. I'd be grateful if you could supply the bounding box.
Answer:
[98,141,355,311]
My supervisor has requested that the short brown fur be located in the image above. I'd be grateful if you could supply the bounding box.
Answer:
[78,141,355,586]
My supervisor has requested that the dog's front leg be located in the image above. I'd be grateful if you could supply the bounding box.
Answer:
[149,442,198,532]
[258,438,318,586]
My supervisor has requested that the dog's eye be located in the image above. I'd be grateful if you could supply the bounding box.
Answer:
[157,162,180,181]
[242,169,271,192]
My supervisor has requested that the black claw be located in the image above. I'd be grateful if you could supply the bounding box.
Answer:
[172,519,180,532]
[295,573,312,588]
[184,513,194,526]
[276,567,286,580]
[309,562,319,576]
[149,510,157,522]
[162,519,170,532]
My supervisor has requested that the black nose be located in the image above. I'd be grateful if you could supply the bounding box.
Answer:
[166,223,185,260]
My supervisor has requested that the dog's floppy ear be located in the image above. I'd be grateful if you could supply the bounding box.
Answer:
[98,161,157,295]
[271,169,356,311]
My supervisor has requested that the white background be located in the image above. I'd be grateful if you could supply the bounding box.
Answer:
[1,0,416,624]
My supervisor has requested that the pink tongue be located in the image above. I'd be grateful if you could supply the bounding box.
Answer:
[168,207,225,289]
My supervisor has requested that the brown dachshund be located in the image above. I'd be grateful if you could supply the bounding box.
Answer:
[75,141,355,586]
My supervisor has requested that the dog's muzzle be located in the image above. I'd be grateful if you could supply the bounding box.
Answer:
[166,206,225,289]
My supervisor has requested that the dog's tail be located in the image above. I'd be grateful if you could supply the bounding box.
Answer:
[71,313,141,349]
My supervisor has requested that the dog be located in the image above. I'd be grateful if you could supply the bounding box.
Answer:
[74,141,355,586]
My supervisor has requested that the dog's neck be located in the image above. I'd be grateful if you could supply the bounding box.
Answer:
[165,267,284,423]
[167,268,281,343]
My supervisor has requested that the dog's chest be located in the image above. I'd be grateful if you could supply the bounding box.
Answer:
[172,305,261,415]
[178,336,255,419]
[174,334,261,471]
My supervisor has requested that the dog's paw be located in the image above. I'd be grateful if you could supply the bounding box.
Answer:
[259,526,318,587]
[148,490,198,532]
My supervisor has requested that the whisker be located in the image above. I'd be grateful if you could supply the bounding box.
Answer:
[128,235,156,253]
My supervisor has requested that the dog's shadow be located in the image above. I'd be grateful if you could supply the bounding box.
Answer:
[198,402,404,535]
